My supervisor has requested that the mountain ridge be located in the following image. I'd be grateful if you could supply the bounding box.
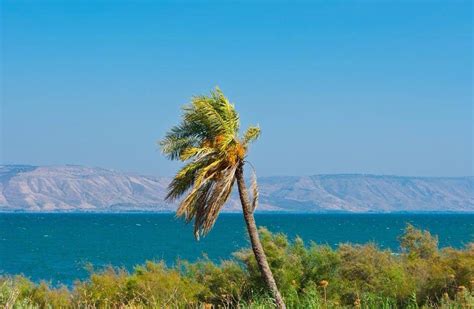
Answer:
[1,165,472,213]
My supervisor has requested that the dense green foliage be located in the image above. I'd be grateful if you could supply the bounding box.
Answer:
[1,225,473,308]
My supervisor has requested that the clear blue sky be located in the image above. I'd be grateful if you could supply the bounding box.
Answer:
[1,1,472,177]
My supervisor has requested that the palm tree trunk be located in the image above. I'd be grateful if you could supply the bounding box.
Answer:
[236,163,286,309]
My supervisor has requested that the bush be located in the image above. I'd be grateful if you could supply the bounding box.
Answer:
[73,262,204,307]
[183,259,248,306]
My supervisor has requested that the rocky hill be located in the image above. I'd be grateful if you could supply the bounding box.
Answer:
[0,165,472,212]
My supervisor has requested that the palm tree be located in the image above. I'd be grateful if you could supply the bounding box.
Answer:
[160,87,286,308]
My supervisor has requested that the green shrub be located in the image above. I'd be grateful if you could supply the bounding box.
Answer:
[183,258,248,306]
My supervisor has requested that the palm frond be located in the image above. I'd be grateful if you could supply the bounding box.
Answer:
[192,159,223,191]
[193,164,238,239]
[160,134,197,161]
[211,87,240,134]
[177,181,212,226]
[165,161,202,201]
[189,96,229,137]
[250,168,259,212]
[242,126,260,145]
[178,146,214,161]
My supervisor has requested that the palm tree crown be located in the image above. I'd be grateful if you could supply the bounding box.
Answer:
[160,87,260,239]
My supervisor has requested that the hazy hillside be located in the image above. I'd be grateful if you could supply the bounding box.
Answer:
[0,165,472,212]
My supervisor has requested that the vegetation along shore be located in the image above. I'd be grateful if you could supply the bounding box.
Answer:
[1,225,473,308]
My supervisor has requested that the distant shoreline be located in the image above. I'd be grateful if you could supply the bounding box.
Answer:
[2,165,472,212]
[1,211,473,215]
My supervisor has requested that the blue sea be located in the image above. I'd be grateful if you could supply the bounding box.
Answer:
[0,213,473,285]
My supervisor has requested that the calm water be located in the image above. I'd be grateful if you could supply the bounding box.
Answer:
[0,213,473,285]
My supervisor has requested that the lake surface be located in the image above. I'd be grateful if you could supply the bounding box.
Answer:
[1,213,473,285]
